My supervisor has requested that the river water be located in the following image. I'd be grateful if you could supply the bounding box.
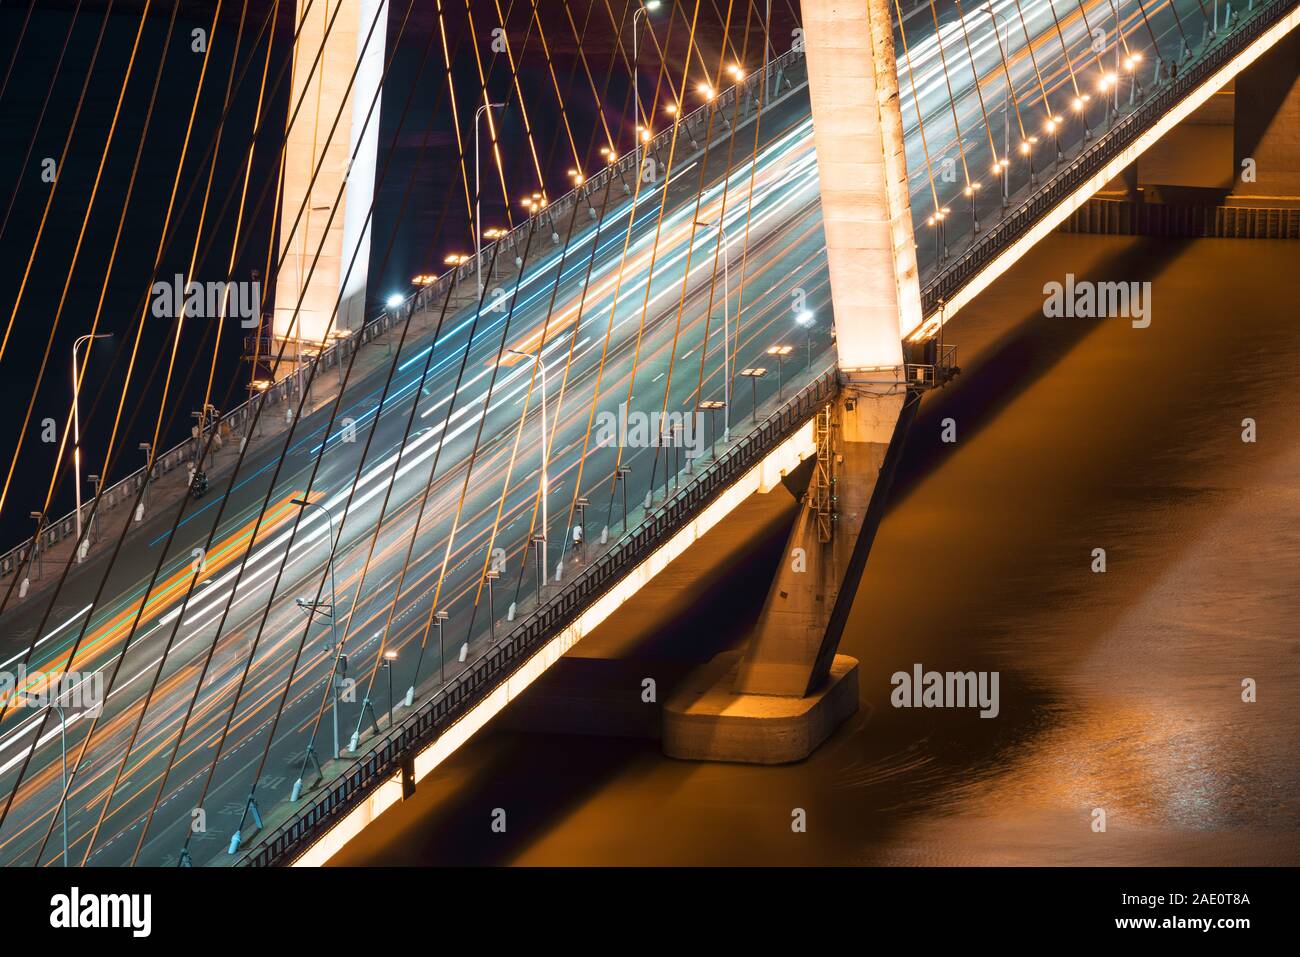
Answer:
[337,233,1300,866]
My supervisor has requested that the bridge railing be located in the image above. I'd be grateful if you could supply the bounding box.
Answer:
[0,307,404,582]
[920,0,1297,316]
[241,366,839,867]
[406,42,809,319]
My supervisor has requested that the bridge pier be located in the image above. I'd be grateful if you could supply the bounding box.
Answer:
[663,0,921,764]
[1233,25,1300,203]
[272,0,387,353]
[663,387,911,763]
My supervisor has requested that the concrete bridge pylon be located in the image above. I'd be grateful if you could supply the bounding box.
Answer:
[664,0,921,763]
[272,0,388,359]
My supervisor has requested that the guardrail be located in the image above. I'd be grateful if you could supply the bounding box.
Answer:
[0,44,810,590]
[919,0,1298,317]
[0,308,403,582]
[241,367,839,867]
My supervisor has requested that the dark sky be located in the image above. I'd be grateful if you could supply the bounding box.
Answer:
[0,0,800,548]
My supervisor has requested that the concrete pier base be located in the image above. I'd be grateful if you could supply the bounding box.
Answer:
[662,650,859,764]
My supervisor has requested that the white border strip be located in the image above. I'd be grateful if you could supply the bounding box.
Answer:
[904,6,1300,342]
[287,422,817,866]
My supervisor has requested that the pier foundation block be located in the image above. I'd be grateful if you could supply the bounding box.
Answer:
[663,650,859,764]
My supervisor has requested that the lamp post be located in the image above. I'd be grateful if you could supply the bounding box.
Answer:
[434,609,449,685]
[486,569,500,640]
[1046,115,1063,163]
[616,465,631,530]
[29,512,43,581]
[695,218,731,441]
[739,367,768,422]
[509,349,551,588]
[1124,52,1143,106]
[71,333,111,557]
[632,1,662,141]
[1020,137,1038,187]
[1073,93,1094,146]
[766,345,793,400]
[928,208,950,262]
[136,442,152,523]
[964,181,981,234]
[698,400,724,458]
[382,649,397,728]
[475,102,505,296]
[291,497,341,758]
[84,474,101,556]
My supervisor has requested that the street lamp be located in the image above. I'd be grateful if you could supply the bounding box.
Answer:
[291,497,341,762]
[739,367,768,422]
[1124,52,1144,106]
[699,400,725,458]
[964,181,981,234]
[766,345,793,400]
[475,101,505,295]
[1019,136,1038,187]
[29,511,44,583]
[434,609,449,687]
[928,208,950,262]
[1100,71,1117,126]
[1073,93,1094,145]
[1046,116,1063,163]
[994,158,1011,210]
[508,348,552,589]
[382,649,398,728]
[695,217,732,441]
[71,333,111,558]
[615,465,632,531]
[486,568,500,640]
[632,1,662,137]
[136,442,152,523]
[84,474,101,556]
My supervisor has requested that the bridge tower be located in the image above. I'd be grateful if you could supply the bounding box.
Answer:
[272,0,388,361]
[664,0,922,762]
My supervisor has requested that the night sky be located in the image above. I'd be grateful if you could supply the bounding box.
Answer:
[0,0,800,548]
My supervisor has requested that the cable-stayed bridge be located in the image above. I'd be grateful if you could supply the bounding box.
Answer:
[0,0,1296,868]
